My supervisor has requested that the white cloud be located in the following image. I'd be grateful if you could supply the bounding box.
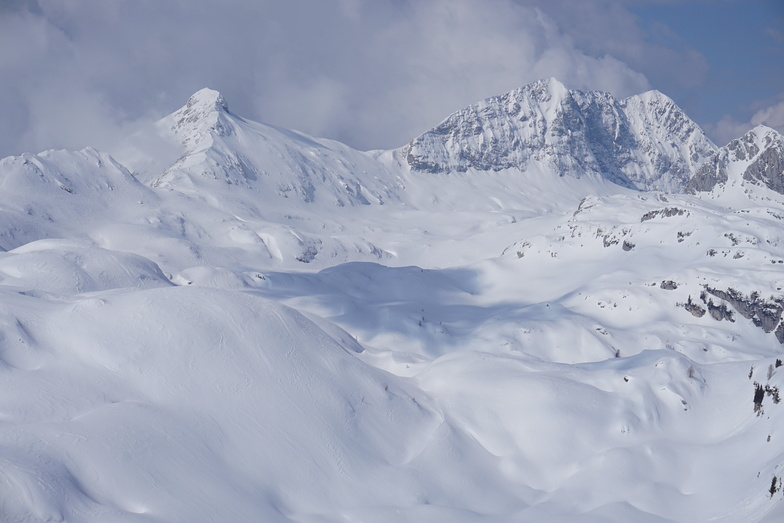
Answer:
[0,0,713,157]
[706,115,755,147]
[706,95,784,146]
[751,97,784,130]
[527,0,709,92]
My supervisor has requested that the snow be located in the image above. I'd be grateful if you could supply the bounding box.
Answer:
[1,80,784,522]
[403,79,717,192]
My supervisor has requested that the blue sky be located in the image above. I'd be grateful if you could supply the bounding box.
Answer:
[630,0,784,143]
[0,0,782,157]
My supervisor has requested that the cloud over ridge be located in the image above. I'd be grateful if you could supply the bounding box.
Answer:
[0,0,779,157]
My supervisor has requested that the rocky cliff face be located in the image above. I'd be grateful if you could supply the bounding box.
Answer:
[687,125,784,195]
[739,127,784,194]
[403,78,717,192]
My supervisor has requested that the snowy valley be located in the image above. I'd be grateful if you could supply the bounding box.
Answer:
[1,78,784,522]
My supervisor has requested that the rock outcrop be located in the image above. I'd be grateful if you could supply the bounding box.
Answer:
[687,125,784,195]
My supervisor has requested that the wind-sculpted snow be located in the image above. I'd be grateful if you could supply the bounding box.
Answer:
[0,240,172,295]
[0,147,157,250]
[403,78,717,192]
[2,81,784,522]
[0,287,451,521]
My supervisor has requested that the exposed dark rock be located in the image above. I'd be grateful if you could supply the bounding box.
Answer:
[640,207,686,222]
[703,287,784,337]
[661,280,678,290]
[766,385,781,404]
[729,132,759,161]
[686,153,727,193]
[622,240,635,251]
[682,295,706,317]
[755,382,765,414]
[741,136,784,194]
[724,232,740,246]
[295,245,319,263]
[706,300,734,322]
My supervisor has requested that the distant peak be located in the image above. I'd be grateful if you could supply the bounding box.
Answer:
[186,88,229,113]
[732,125,783,148]
[749,124,780,137]
[163,88,234,148]
[541,77,567,91]
[517,77,569,100]
[627,89,674,105]
[637,89,667,100]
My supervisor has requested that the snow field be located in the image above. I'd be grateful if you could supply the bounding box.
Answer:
[1,85,784,521]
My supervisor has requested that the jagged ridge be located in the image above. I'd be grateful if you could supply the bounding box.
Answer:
[403,78,717,192]
[687,125,784,195]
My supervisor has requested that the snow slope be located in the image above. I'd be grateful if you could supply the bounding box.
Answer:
[115,88,402,207]
[1,80,784,522]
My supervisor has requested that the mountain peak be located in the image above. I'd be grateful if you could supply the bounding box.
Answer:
[629,89,672,104]
[526,76,568,97]
[748,124,780,140]
[687,124,784,195]
[163,88,234,151]
[404,78,716,192]
[186,88,229,113]
[500,77,570,108]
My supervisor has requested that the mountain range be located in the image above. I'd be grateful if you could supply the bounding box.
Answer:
[1,78,784,522]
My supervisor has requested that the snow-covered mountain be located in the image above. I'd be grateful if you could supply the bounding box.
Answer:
[688,125,784,195]
[1,80,784,523]
[403,77,717,192]
[0,147,155,250]
[116,88,402,207]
